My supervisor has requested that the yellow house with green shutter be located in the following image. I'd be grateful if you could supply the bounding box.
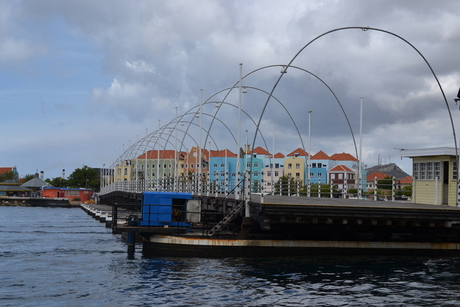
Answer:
[400,147,459,206]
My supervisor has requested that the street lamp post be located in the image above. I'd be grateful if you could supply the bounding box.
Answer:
[236,63,243,201]
[175,106,178,192]
[308,110,312,197]
[272,122,275,195]
[199,89,203,195]
[358,97,363,199]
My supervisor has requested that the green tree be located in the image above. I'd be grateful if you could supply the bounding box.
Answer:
[402,185,412,197]
[66,166,100,191]
[274,176,298,195]
[376,176,393,190]
[46,177,68,187]
[0,171,18,182]
[19,174,35,184]
[302,183,338,197]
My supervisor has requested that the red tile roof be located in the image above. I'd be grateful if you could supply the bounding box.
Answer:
[330,152,358,162]
[399,176,413,184]
[210,149,237,158]
[0,167,13,174]
[286,148,309,157]
[311,150,330,160]
[250,146,271,155]
[367,172,388,181]
[137,150,182,159]
[274,152,285,158]
[329,164,353,172]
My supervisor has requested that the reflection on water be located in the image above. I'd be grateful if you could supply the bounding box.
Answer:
[1,207,460,306]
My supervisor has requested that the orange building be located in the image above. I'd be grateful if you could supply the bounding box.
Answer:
[42,187,93,202]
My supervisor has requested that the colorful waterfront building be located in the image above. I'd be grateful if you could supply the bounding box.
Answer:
[42,187,93,202]
[209,149,237,191]
[284,148,309,182]
[310,150,331,184]
[262,152,285,193]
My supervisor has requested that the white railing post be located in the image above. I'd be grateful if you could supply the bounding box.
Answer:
[435,176,439,205]
[374,177,378,201]
[392,176,395,202]
[318,179,321,198]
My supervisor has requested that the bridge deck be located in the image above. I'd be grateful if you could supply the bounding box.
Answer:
[247,195,460,222]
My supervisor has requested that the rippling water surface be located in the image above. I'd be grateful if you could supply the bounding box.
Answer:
[2,206,460,306]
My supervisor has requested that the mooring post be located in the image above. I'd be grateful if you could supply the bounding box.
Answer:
[127,232,135,256]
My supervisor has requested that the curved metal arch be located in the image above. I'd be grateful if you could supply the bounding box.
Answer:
[205,65,358,179]
[163,114,236,152]
[177,100,271,154]
[265,26,456,162]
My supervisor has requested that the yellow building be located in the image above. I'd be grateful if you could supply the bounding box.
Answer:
[400,147,458,206]
[284,148,308,182]
[114,160,134,182]
[114,150,185,183]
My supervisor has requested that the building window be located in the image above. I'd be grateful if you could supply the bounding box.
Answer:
[254,171,259,177]
[296,173,300,178]
[312,163,317,168]
[246,162,251,168]
[288,163,292,169]
[296,163,300,169]
[331,174,335,179]
[413,163,418,180]
[164,164,167,169]
[221,172,225,177]
[275,163,280,168]
[152,165,155,168]
[124,168,127,176]
[427,162,433,179]
[338,174,343,179]
[191,164,194,169]
[214,164,217,167]
[275,171,279,177]
[267,171,271,176]
[413,162,442,180]
[254,162,259,168]
[453,161,458,181]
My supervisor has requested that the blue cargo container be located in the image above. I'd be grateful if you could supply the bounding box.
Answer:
[140,192,192,227]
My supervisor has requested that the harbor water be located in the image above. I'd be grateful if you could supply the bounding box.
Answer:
[2,206,460,306]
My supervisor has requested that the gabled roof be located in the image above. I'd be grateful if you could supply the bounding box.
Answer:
[210,149,237,158]
[286,148,309,157]
[399,176,413,184]
[274,152,285,158]
[329,164,353,172]
[367,172,388,180]
[311,150,330,160]
[250,146,271,155]
[330,152,358,162]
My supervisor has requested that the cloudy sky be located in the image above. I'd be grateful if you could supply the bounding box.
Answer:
[1,0,460,179]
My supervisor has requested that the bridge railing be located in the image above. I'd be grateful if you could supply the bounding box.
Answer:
[100,175,411,202]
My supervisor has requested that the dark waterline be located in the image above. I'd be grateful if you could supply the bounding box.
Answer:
[1,206,460,306]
